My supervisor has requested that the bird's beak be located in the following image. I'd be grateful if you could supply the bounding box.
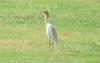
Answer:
[40,10,42,13]
[40,10,44,13]
[40,10,45,16]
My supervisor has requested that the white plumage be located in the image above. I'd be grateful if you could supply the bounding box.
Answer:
[47,23,58,43]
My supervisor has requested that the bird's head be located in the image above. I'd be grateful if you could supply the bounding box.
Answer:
[41,10,49,18]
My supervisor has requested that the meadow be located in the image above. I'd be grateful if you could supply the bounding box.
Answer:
[0,0,100,63]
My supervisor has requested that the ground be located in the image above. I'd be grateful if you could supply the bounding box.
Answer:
[0,0,100,63]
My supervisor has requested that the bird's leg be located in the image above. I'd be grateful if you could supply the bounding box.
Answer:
[51,41,55,48]
[52,42,55,49]
[49,39,51,49]
[51,42,55,52]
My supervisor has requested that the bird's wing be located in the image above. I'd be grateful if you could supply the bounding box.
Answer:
[48,24,58,42]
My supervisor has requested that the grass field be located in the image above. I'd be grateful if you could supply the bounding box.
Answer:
[0,0,100,63]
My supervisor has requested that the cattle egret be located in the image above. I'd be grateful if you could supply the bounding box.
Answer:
[41,10,58,48]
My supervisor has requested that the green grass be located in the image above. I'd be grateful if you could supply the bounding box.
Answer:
[0,0,100,63]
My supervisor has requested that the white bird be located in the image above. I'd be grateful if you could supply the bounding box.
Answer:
[41,10,58,48]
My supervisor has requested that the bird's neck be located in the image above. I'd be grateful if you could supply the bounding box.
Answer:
[44,16,48,28]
